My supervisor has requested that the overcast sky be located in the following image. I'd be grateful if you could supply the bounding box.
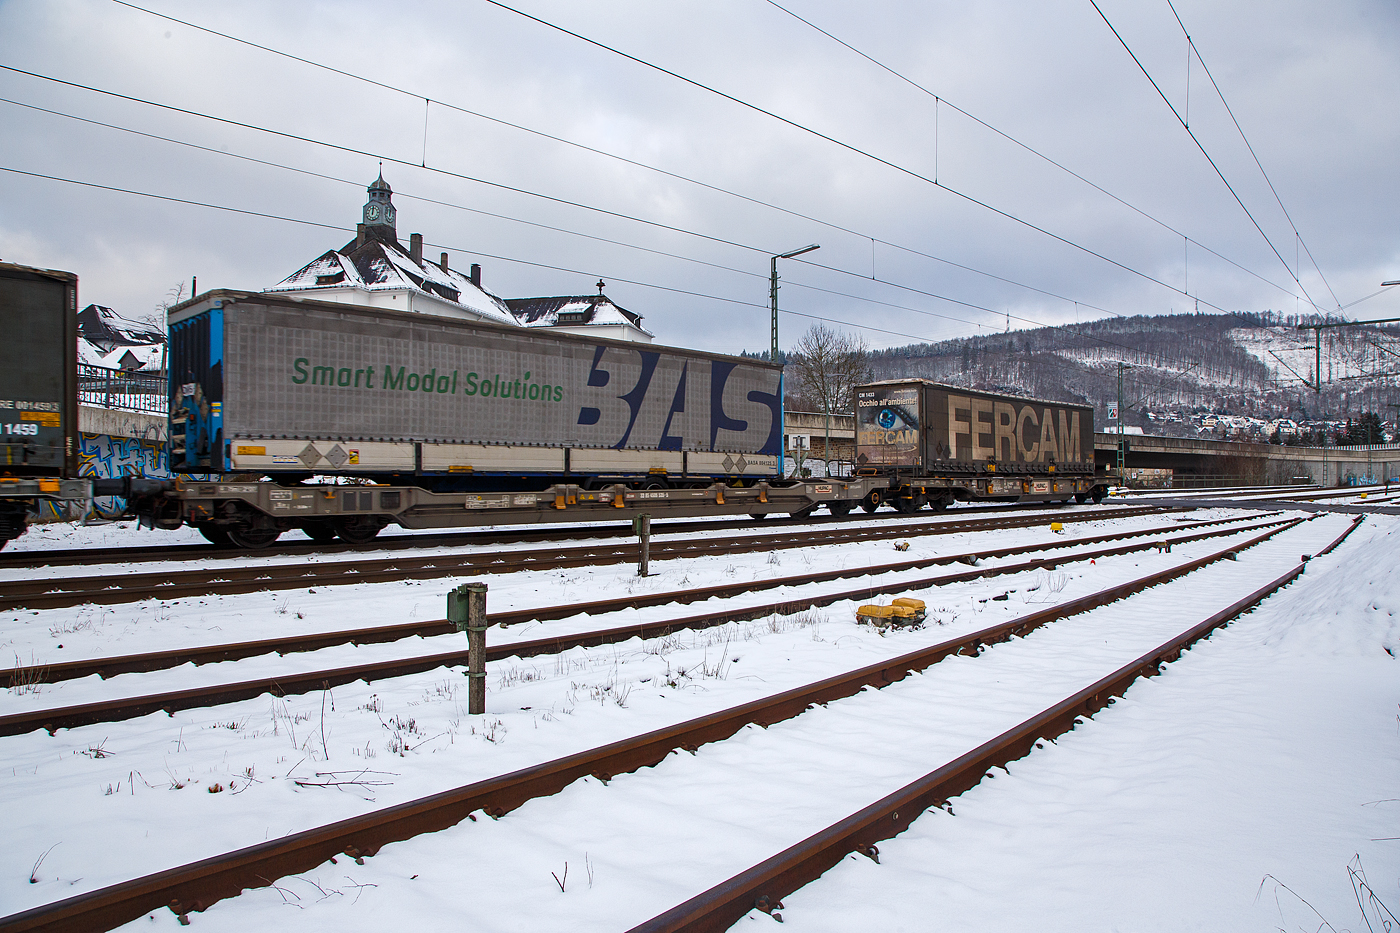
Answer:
[1,0,1397,355]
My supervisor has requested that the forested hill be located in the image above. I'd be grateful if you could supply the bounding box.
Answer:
[862,311,1400,426]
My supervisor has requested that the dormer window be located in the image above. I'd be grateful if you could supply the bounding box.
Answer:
[315,272,346,286]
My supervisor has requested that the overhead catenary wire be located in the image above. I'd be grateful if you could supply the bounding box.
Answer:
[0,73,1238,367]
[480,0,1238,314]
[107,0,1131,324]
[1163,0,1341,311]
[760,0,1310,307]
[0,95,1006,336]
[2,37,1352,376]
[95,0,1341,336]
[2,160,1241,385]
[1089,0,1324,313]
[0,165,956,347]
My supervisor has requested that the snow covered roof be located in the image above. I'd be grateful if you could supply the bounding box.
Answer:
[267,236,519,327]
[507,295,651,336]
[100,344,165,371]
[76,304,164,351]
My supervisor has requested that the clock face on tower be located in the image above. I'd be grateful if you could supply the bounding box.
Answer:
[365,203,381,222]
[384,204,395,224]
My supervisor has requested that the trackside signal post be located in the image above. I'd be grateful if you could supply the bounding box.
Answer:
[634,513,651,577]
[449,583,488,714]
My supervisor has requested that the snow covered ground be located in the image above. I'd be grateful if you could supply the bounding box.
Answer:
[1,506,1396,931]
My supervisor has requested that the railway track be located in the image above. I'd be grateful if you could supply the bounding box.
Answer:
[0,504,1178,611]
[0,514,1358,933]
[0,500,1067,570]
[0,514,1296,737]
[0,511,1280,691]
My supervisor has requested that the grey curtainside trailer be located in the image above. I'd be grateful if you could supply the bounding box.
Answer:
[167,291,784,482]
[855,379,1106,509]
[0,261,89,547]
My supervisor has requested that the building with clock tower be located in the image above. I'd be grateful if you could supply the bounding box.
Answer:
[362,171,396,233]
[266,172,652,341]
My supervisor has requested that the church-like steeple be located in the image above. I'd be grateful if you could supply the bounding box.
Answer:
[361,169,397,238]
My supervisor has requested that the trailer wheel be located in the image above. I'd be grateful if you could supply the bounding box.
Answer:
[860,491,883,513]
[336,515,384,545]
[227,524,281,549]
[196,525,233,547]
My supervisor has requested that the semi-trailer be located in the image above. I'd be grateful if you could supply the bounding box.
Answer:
[0,262,90,547]
[854,379,1107,510]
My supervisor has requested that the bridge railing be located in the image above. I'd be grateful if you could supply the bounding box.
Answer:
[78,364,167,415]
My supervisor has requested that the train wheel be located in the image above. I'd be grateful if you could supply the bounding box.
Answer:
[336,516,383,545]
[749,513,769,521]
[227,525,281,549]
[1074,493,1088,504]
[196,525,233,547]
[927,496,949,512]
[788,504,819,519]
[1091,487,1105,504]
[860,491,883,513]
[894,496,923,514]
[302,522,337,544]
[828,501,853,518]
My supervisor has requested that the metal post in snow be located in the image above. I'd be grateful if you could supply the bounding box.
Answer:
[635,513,651,577]
[449,582,488,714]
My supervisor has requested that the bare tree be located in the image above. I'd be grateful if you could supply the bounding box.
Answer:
[140,281,186,331]
[790,323,871,416]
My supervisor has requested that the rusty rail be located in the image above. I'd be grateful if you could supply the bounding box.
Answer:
[1,512,1274,689]
[0,500,1069,570]
[0,518,1299,736]
[0,507,1176,611]
[0,517,1347,933]
[626,516,1365,932]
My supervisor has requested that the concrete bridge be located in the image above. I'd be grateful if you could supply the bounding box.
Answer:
[1094,432,1400,487]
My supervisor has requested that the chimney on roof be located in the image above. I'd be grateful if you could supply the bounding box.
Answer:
[410,233,422,265]
[470,263,481,288]
[439,252,449,273]
[356,223,367,248]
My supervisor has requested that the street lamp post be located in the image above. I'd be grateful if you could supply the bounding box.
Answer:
[770,244,819,476]
[770,244,820,362]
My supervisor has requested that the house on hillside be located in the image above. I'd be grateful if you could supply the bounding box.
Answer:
[267,174,653,342]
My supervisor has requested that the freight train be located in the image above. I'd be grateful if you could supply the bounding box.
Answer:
[1,269,1108,549]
